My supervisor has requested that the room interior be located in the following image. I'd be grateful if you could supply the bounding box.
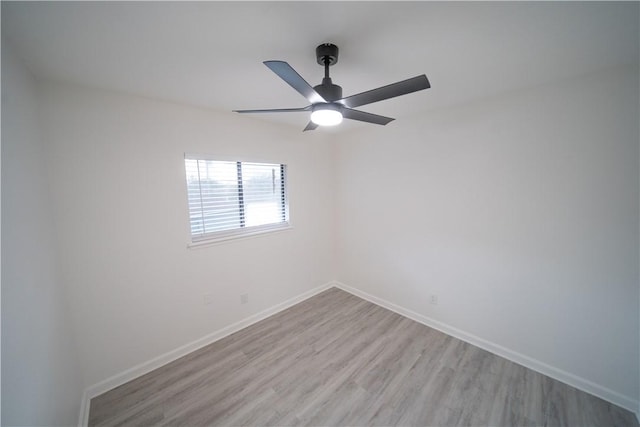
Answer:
[2,1,639,425]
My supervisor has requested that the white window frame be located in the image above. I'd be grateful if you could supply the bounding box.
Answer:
[184,155,291,248]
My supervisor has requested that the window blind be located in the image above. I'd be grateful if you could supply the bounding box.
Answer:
[185,158,288,241]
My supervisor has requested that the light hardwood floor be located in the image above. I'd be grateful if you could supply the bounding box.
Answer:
[89,287,638,426]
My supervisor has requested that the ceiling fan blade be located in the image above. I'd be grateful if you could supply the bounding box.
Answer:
[338,75,430,108]
[233,106,311,114]
[303,121,319,132]
[264,61,326,104]
[342,108,395,125]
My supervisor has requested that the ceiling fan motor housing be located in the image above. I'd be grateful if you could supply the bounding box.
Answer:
[314,79,342,102]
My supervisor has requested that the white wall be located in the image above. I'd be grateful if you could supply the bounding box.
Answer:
[37,83,335,387]
[335,64,639,409]
[1,42,84,425]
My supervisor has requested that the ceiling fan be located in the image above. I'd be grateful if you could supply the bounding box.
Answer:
[233,43,431,132]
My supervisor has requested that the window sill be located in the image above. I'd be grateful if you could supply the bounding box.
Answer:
[187,224,293,249]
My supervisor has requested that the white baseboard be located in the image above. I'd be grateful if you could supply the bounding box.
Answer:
[77,281,334,427]
[333,281,639,415]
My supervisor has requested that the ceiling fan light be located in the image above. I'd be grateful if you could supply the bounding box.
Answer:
[310,105,343,126]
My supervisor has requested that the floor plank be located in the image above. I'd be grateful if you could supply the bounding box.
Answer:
[89,287,638,426]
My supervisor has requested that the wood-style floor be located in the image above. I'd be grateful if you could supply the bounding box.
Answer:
[89,287,638,426]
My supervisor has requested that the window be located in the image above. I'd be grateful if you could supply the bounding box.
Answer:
[185,157,289,244]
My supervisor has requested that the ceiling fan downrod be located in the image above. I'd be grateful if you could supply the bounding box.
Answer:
[314,43,342,102]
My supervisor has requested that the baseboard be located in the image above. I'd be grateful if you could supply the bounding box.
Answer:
[77,389,91,427]
[333,281,639,415]
[77,281,334,427]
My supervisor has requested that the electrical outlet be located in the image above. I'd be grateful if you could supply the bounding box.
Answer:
[240,293,249,304]
[203,293,213,305]
[430,294,438,305]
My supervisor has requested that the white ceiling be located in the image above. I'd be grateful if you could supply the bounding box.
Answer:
[3,1,638,131]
